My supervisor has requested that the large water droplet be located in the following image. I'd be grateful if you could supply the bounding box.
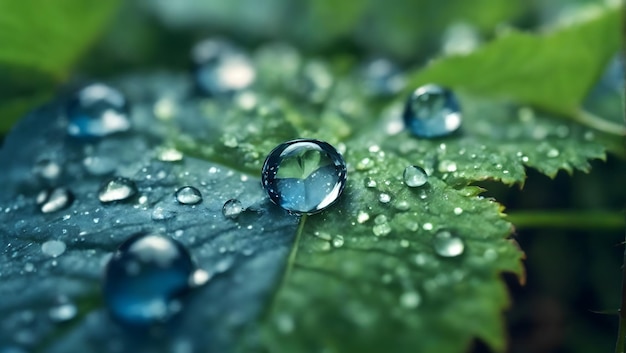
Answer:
[192,39,255,96]
[175,186,202,205]
[403,165,428,187]
[103,233,195,326]
[222,199,244,219]
[433,230,465,257]
[403,84,461,138]
[37,188,74,213]
[41,240,66,258]
[66,83,131,138]
[98,177,138,203]
[261,139,347,214]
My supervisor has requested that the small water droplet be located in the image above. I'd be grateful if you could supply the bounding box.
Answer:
[356,157,374,171]
[423,223,433,231]
[357,211,370,224]
[403,84,461,138]
[33,159,61,180]
[98,177,138,203]
[403,165,428,187]
[400,239,410,248]
[438,160,457,173]
[547,148,560,158]
[41,240,66,258]
[364,177,377,188]
[103,233,195,326]
[192,39,255,96]
[49,302,77,322]
[261,139,347,214]
[37,188,74,213]
[332,235,345,248]
[378,193,391,204]
[361,58,406,96]
[394,200,410,211]
[453,207,463,215]
[157,147,184,162]
[584,131,595,141]
[399,291,421,309]
[372,223,391,236]
[433,230,465,257]
[222,199,244,219]
[66,83,131,138]
[175,186,203,205]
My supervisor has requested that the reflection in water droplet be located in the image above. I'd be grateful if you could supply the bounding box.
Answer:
[98,177,138,203]
[41,240,66,258]
[66,83,131,138]
[103,233,195,326]
[222,199,244,219]
[175,186,203,205]
[37,188,74,214]
[403,165,428,187]
[400,291,421,309]
[433,230,465,257]
[403,84,461,138]
[261,139,347,214]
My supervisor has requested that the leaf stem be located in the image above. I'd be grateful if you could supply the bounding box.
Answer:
[506,210,625,231]
[572,109,626,136]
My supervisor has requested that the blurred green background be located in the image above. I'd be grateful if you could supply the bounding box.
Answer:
[0,0,623,352]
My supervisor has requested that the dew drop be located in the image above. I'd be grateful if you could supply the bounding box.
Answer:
[103,233,195,326]
[98,177,138,203]
[261,139,347,214]
[37,188,74,214]
[438,160,457,173]
[453,207,463,215]
[364,177,377,188]
[433,230,465,257]
[372,223,391,236]
[403,84,461,138]
[356,211,370,224]
[41,240,66,258]
[378,193,391,204]
[33,159,61,180]
[399,291,421,309]
[394,200,410,211]
[191,39,255,96]
[157,147,184,162]
[222,199,244,219]
[547,148,560,158]
[49,302,77,322]
[175,186,203,205]
[66,83,131,138]
[403,165,428,187]
[356,157,374,171]
[332,235,345,248]
[361,58,406,96]
[422,222,433,231]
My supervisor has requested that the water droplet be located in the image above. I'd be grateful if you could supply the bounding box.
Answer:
[394,200,410,211]
[356,157,374,171]
[453,207,463,215]
[423,223,433,231]
[41,240,66,258]
[332,235,345,248]
[175,186,202,205]
[403,84,461,138]
[49,302,77,322]
[65,83,131,138]
[378,193,391,204]
[261,139,347,214]
[438,160,458,173]
[222,199,244,219]
[400,239,410,248]
[399,291,421,309]
[103,233,195,326]
[403,165,428,187]
[192,39,255,96]
[364,177,377,188]
[372,223,391,236]
[433,230,465,257]
[33,159,61,180]
[157,147,184,162]
[547,148,560,158]
[374,215,388,224]
[37,188,74,213]
[361,58,406,96]
[98,177,138,203]
[357,211,370,224]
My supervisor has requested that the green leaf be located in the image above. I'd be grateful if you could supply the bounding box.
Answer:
[408,5,621,118]
[0,0,121,133]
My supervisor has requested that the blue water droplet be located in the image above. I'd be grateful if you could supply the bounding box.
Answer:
[222,199,244,219]
[98,177,138,203]
[191,39,255,96]
[403,84,461,138]
[103,233,195,326]
[175,186,202,205]
[66,83,131,138]
[262,139,347,214]
[37,187,74,213]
